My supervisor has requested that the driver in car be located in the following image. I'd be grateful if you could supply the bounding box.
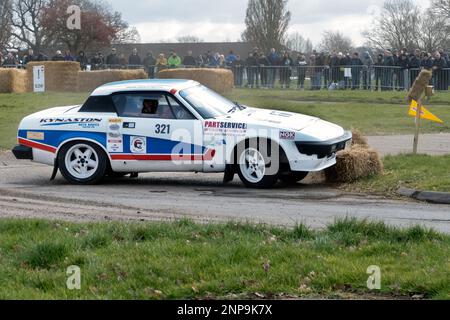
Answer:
[142,99,159,115]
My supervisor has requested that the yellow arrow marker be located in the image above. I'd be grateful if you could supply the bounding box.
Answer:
[409,100,443,123]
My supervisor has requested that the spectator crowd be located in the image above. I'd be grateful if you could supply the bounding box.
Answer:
[1,46,450,91]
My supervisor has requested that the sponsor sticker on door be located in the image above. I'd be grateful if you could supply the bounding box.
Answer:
[107,119,123,153]
[130,136,146,154]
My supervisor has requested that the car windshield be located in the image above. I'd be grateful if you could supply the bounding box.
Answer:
[179,85,239,119]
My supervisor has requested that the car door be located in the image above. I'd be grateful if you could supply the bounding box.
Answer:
[108,91,204,173]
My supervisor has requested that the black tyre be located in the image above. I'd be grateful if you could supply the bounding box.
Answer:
[236,139,280,188]
[107,172,130,178]
[279,171,309,185]
[58,141,108,185]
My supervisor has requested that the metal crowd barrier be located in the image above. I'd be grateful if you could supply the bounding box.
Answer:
[228,65,450,91]
[2,63,449,91]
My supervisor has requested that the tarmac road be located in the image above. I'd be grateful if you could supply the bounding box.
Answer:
[1,151,449,233]
[367,133,450,156]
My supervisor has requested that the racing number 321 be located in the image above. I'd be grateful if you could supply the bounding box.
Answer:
[155,124,170,134]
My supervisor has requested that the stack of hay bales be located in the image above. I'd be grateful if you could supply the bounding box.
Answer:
[78,69,148,92]
[0,69,29,93]
[158,68,234,94]
[325,130,383,183]
[26,61,80,92]
[1,62,148,93]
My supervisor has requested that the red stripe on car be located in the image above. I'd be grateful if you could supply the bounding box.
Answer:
[111,149,216,161]
[18,138,57,154]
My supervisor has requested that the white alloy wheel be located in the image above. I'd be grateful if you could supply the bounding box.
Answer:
[239,147,267,184]
[64,144,99,180]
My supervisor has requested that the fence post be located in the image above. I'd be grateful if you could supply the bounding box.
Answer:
[413,98,423,155]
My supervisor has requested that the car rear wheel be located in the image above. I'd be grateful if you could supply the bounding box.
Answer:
[58,141,107,185]
[236,140,279,188]
[279,171,309,185]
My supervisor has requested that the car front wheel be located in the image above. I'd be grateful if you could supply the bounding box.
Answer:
[236,142,279,188]
[58,141,107,185]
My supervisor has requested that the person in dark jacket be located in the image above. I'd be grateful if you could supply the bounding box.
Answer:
[362,51,373,90]
[36,52,48,61]
[409,49,422,88]
[438,48,448,63]
[397,53,409,90]
[106,48,120,67]
[421,53,434,70]
[2,53,17,67]
[90,53,104,70]
[64,50,75,61]
[77,51,88,70]
[258,53,270,88]
[246,52,258,88]
[280,52,294,89]
[143,52,156,78]
[392,49,400,90]
[315,53,325,89]
[128,48,142,67]
[232,55,244,87]
[433,51,448,90]
[374,53,384,91]
[309,54,322,90]
[23,49,37,65]
[182,51,197,67]
[381,50,394,91]
[350,52,363,90]
[267,48,279,88]
[330,51,340,84]
[295,54,308,89]
[225,51,237,66]
[342,53,352,89]
[321,53,330,87]
[52,50,65,61]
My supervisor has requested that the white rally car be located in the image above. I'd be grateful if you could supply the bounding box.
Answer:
[13,79,352,188]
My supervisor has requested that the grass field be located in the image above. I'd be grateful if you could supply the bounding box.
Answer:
[229,89,450,136]
[0,92,89,149]
[346,154,450,194]
[1,89,449,149]
[0,218,449,300]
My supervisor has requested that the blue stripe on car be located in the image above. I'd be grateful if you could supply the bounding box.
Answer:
[18,130,206,155]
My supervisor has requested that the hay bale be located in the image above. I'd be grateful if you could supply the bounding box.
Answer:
[26,61,80,92]
[0,69,29,93]
[407,69,432,103]
[351,129,369,148]
[158,68,233,94]
[325,146,383,183]
[78,69,148,92]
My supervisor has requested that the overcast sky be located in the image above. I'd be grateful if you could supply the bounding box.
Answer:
[108,0,431,46]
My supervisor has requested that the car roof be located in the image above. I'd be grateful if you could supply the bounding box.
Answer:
[91,79,200,96]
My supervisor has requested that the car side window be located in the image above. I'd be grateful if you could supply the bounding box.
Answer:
[112,93,195,120]
[112,93,175,119]
[167,96,196,120]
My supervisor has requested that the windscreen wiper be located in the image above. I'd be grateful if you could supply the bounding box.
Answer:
[228,102,245,114]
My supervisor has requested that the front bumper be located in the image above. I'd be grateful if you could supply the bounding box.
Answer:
[295,131,353,159]
[12,145,33,160]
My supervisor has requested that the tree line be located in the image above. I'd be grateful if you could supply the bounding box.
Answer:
[243,0,450,54]
[0,0,139,54]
